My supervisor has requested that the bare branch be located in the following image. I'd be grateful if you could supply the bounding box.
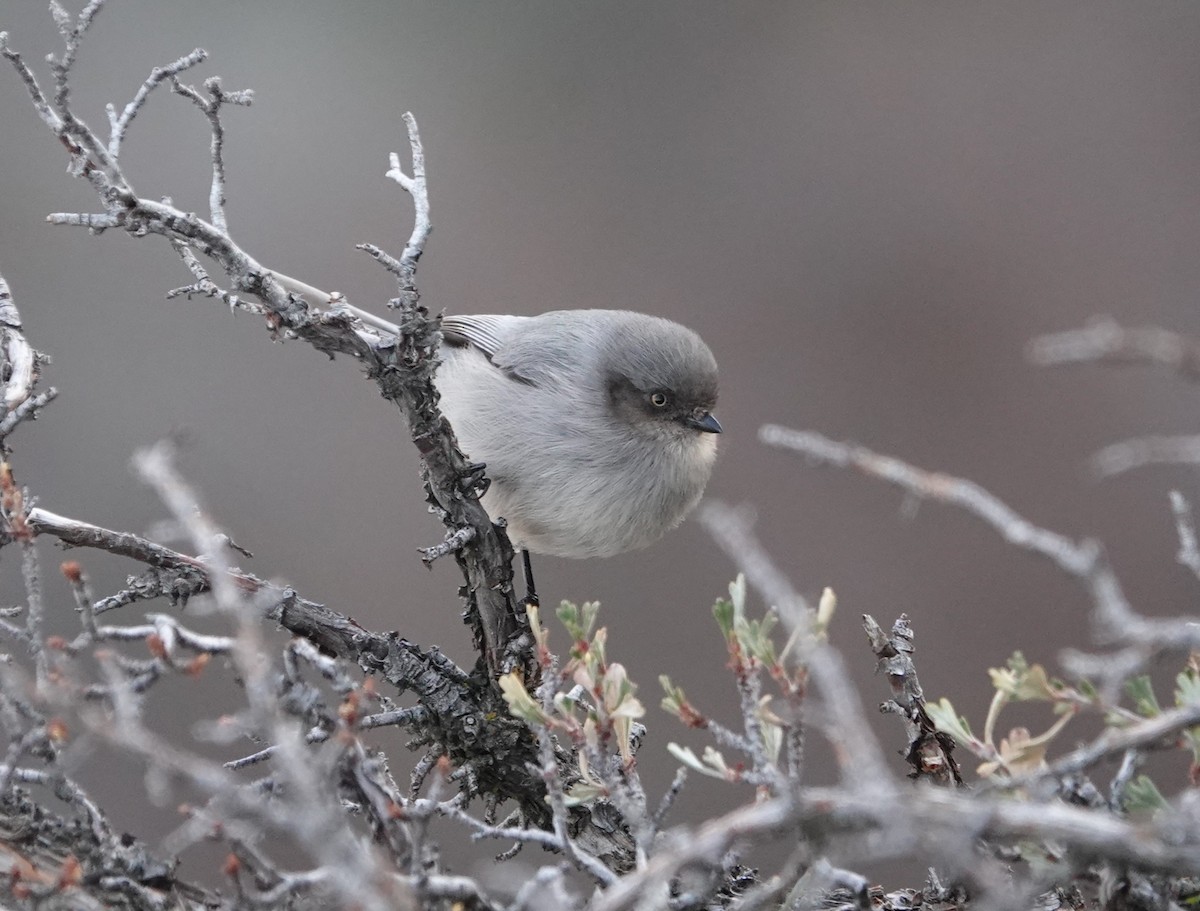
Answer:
[169,75,252,233]
[44,212,120,229]
[0,272,56,444]
[0,32,62,132]
[418,524,475,564]
[386,112,431,305]
[0,273,35,411]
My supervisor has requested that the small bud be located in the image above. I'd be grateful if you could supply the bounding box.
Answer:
[60,561,82,583]
[146,633,166,660]
[338,693,359,726]
[56,855,81,889]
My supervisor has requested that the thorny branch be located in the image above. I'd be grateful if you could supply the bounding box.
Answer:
[2,1,528,684]
[862,614,963,787]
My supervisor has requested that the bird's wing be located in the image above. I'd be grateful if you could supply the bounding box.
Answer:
[441,314,540,385]
[441,314,514,358]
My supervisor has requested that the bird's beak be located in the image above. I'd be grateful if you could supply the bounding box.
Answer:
[687,412,723,434]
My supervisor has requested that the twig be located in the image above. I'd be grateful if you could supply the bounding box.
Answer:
[107,48,208,158]
[0,390,58,440]
[1108,748,1142,814]
[381,112,431,305]
[418,524,475,565]
[534,704,617,885]
[169,75,252,234]
[650,767,688,834]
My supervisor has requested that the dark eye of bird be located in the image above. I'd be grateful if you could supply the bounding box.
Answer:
[649,391,669,408]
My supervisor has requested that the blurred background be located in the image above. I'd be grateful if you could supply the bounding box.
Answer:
[3,0,1200,888]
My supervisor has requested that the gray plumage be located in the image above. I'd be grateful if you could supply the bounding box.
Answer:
[436,309,721,558]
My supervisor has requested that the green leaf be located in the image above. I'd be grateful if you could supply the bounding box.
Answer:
[498,672,550,726]
[988,655,1055,701]
[1125,676,1162,718]
[926,698,974,746]
[1176,671,1200,707]
[1007,652,1030,675]
[563,780,608,806]
[1183,728,1200,767]
[735,612,779,667]
[557,600,600,642]
[1124,775,1169,814]
[666,743,737,781]
[713,598,735,640]
[713,575,748,642]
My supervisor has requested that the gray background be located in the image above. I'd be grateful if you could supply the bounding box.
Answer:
[3,0,1200,885]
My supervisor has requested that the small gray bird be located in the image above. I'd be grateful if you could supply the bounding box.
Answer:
[435,310,721,560]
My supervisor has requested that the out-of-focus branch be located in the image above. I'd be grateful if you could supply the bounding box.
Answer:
[1028,318,1200,383]
[1029,319,1200,481]
[759,425,1111,584]
[757,425,1200,669]
[1090,432,1200,478]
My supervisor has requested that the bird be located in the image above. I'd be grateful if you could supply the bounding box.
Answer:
[434,309,720,594]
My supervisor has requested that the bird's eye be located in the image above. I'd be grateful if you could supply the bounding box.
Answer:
[649,392,669,408]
